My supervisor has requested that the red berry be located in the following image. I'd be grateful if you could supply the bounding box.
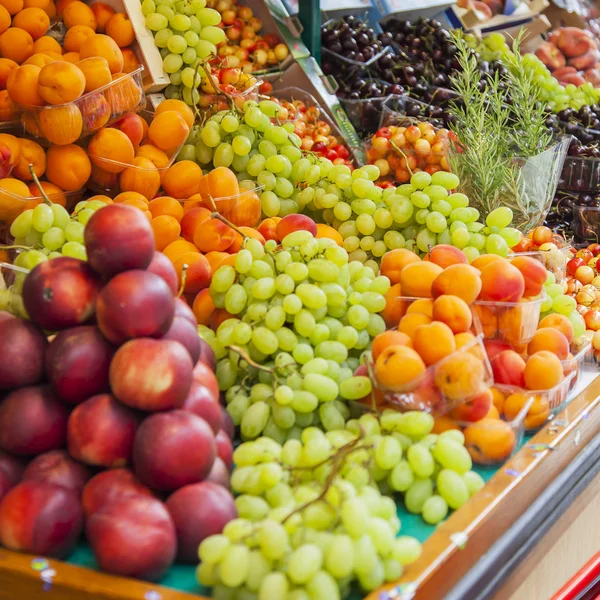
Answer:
[312,142,327,154]
[376,127,392,139]
[326,149,338,161]
[335,145,350,159]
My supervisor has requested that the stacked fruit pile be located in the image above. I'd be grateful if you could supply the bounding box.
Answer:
[0,203,237,578]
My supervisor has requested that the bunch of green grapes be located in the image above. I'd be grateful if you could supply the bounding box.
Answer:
[9,199,106,268]
[141,0,225,105]
[328,168,521,263]
[542,272,586,339]
[203,230,391,442]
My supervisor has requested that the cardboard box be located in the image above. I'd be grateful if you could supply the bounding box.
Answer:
[446,0,549,32]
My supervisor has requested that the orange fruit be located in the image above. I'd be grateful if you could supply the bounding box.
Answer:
[46,143,91,191]
[0,27,34,64]
[105,12,134,47]
[63,0,96,29]
[12,7,49,39]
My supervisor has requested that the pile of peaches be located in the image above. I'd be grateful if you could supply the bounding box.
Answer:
[0,0,142,125]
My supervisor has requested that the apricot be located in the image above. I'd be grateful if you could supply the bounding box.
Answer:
[151,215,180,251]
[136,144,170,170]
[431,263,482,304]
[413,321,456,366]
[538,313,574,344]
[193,218,235,253]
[172,252,211,294]
[454,331,476,350]
[434,351,485,402]
[485,404,500,419]
[149,196,184,221]
[76,55,111,92]
[524,351,564,390]
[491,350,526,387]
[38,104,83,145]
[154,98,194,129]
[432,415,460,434]
[527,327,570,360]
[0,27,34,64]
[406,298,434,318]
[479,259,525,302]
[192,288,215,326]
[432,295,472,334]
[0,3,8,34]
[63,1,96,29]
[79,34,123,73]
[12,7,49,39]
[33,35,60,55]
[198,166,239,201]
[88,128,134,173]
[450,388,493,422]
[219,187,261,228]
[148,110,189,153]
[380,248,421,285]
[0,0,23,14]
[90,1,114,32]
[495,299,540,346]
[0,178,32,221]
[204,251,229,274]
[119,157,160,199]
[400,261,443,298]
[23,52,55,67]
[0,58,18,90]
[464,419,516,463]
[43,0,55,15]
[64,23,95,52]
[38,61,86,104]
[162,160,202,199]
[105,12,133,47]
[426,244,468,269]
[372,330,413,361]
[471,254,503,271]
[180,207,210,242]
[162,238,198,262]
[46,143,91,191]
[6,64,43,106]
[0,133,20,168]
[504,392,550,430]
[27,181,66,206]
[13,138,45,180]
[398,312,432,341]
[113,191,147,205]
[374,345,426,392]
[490,387,505,413]
[315,223,343,245]
[510,255,547,297]
[0,89,16,121]
[121,47,139,72]
[380,283,404,328]
[109,72,143,114]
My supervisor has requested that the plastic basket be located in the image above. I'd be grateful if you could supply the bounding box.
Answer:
[473,297,544,347]
[508,246,571,283]
[378,94,443,129]
[561,341,594,394]
[197,80,262,116]
[573,205,600,240]
[0,186,84,225]
[0,261,28,318]
[559,156,600,193]
[367,333,493,416]
[15,67,145,146]
[494,371,576,432]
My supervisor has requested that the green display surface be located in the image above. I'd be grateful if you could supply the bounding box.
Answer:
[66,437,529,598]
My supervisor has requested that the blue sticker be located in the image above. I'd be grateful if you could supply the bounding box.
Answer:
[145,592,162,600]
[31,558,49,572]
[528,444,552,451]
[505,468,521,477]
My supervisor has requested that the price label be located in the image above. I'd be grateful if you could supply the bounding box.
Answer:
[385,0,453,12]
[321,0,371,10]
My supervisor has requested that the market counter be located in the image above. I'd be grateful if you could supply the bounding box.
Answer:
[0,376,599,600]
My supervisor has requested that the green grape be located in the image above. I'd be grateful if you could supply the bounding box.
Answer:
[9,209,33,238]
[431,171,460,190]
[411,171,432,189]
[499,227,521,248]
[486,206,513,229]
[485,233,509,257]
[141,0,156,14]
[167,34,187,53]
[463,471,485,495]
[425,211,447,233]
[214,143,234,168]
[42,227,66,251]
[404,477,433,514]
[196,6,220,25]
[62,241,86,260]
[552,294,576,315]
[180,67,201,87]
[145,12,168,30]
[194,39,216,58]
[163,52,183,73]
[170,13,190,30]
[64,221,84,243]
[32,204,54,232]
[431,438,472,473]
[436,469,470,509]
[421,495,448,525]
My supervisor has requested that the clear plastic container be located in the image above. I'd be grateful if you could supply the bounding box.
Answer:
[378,94,444,129]
[338,80,390,134]
[0,185,84,224]
[561,341,593,394]
[0,261,28,318]
[559,156,600,192]
[508,246,571,283]
[15,67,145,146]
[197,80,262,116]
[493,371,576,432]
[473,297,544,347]
[573,205,600,240]
[367,333,494,416]
[457,396,533,467]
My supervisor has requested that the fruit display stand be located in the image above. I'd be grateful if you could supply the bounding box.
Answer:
[0,373,597,600]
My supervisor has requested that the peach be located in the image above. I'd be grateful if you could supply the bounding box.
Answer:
[479,259,525,302]
[406,298,434,318]
[117,112,144,146]
[192,360,219,401]
[0,481,83,558]
[215,430,233,470]
[109,338,193,411]
[82,468,153,516]
[510,256,547,297]
[67,394,138,468]
[0,385,67,455]
[162,316,201,364]
[527,327,570,359]
[398,312,432,340]
[22,450,91,494]
[524,351,564,390]
[174,296,196,326]
[194,218,235,253]
[46,326,115,405]
[538,313,574,344]
[374,345,425,392]
[133,410,216,492]
[504,392,550,429]
[86,496,176,580]
[426,244,468,269]
[371,330,412,360]
[434,351,485,402]
[413,321,456,366]
[0,317,47,390]
[471,254,503,271]
[464,419,516,463]
[491,350,526,387]
[166,482,237,563]
[38,61,86,104]
[276,214,317,240]
[380,248,421,284]
[147,250,178,295]
[206,458,230,489]
[432,295,472,333]
[450,388,493,422]
[180,381,220,434]
[400,261,443,297]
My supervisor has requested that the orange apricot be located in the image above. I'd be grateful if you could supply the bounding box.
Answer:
[149,196,184,222]
[524,351,564,390]
[432,295,472,334]
[432,415,460,434]
[63,0,96,29]
[434,351,485,402]
[431,264,482,304]
[23,52,55,67]
[6,64,43,106]
[0,89,16,121]
[374,345,426,392]
[398,312,432,341]
[162,160,202,199]
[454,331,476,350]
[32,35,61,54]
[400,261,443,297]
[192,288,215,326]
[538,313,574,344]
[148,110,189,153]
[450,388,493,422]
[154,98,194,129]
[0,133,20,168]
[372,330,413,361]
[510,255,547,297]
[193,218,235,253]
[121,47,139,72]
[0,58,18,90]
[12,7,49,39]
[205,251,230,273]
[227,226,265,254]
[119,156,160,199]
[172,251,212,294]
[504,392,550,429]
[38,61,86,104]
[27,182,66,205]
[108,72,142,112]
[162,238,198,262]
[79,33,123,73]
[381,283,404,328]
[425,244,468,269]
[0,3,9,34]
[0,0,21,15]
[490,387,505,414]
[113,191,147,205]
[63,23,95,52]
[413,321,456,366]
[136,144,170,170]
[479,259,525,302]
[105,12,133,47]
[315,223,343,246]
[88,128,134,172]
[46,143,91,191]
[198,166,239,200]
[151,215,180,251]
[180,207,211,242]
[13,138,45,180]
[77,56,111,92]
[380,248,421,285]
[471,254,504,271]
[0,178,33,222]
[464,419,516,463]
[405,298,434,318]
[38,104,83,145]
[527,327,570,360]
[89,1,114,32]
